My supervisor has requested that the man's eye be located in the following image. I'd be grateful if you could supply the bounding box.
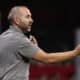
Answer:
[26,15,30,18]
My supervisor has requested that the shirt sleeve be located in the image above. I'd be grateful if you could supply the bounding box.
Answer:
[18,37,39,58]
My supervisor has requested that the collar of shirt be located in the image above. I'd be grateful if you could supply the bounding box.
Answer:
[9,25,30,38]
[9,25,23,34]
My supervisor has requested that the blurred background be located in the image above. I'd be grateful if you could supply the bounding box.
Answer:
[0,0,80,80]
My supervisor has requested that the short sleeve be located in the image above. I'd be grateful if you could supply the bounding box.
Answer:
[18,37,39,58]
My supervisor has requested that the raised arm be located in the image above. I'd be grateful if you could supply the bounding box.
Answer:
[32,45,80,64]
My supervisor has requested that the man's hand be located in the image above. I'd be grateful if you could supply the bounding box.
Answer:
[74,45,80,55]
[29,35,38,46]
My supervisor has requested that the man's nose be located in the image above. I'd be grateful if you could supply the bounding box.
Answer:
[31,18,34,23]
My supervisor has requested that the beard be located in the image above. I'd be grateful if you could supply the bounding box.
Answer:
[19,22,32,33]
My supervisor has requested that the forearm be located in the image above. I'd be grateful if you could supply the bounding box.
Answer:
[32,46,80,64]
[46,50,78,63]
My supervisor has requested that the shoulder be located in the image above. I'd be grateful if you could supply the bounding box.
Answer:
[0,29,31,45]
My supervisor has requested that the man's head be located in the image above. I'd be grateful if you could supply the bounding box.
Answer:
[8,6,33,32]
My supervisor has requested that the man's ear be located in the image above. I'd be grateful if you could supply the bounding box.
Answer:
[14,17,21,25]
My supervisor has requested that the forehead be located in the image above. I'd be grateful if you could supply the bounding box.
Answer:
[19,7,31,16]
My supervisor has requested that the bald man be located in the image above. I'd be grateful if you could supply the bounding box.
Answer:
[0,6,80,80]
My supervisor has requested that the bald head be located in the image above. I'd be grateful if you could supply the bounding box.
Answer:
[8,6,29,22]
[8,6,33,32]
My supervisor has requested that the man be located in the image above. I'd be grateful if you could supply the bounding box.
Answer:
[0,6,80,80]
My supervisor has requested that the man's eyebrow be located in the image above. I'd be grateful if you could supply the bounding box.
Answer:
[26,14,32,17]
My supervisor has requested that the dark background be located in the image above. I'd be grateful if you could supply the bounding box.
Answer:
[0,0,80,52]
